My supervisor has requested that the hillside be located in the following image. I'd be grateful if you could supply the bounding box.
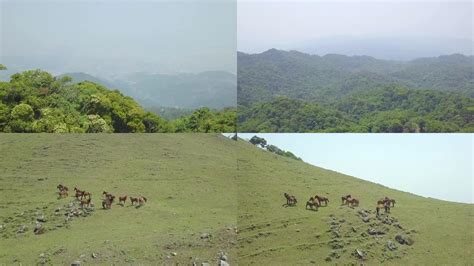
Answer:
[114,71,237,109]
[238,88,474,133]
[236,139,473,265]
[58,72,119,90]
[237,49,474,132]
[0,134,237,265]
[238,49,474,106]
[0,69,236,133]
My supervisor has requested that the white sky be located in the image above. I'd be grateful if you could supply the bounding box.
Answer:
[237,133,473,204]
[238,1,473,54]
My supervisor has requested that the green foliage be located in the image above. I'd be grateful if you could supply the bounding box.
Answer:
[0,69,236,133]
[238,88,473,133]
[248,135,302,161]
[171,107,236,133]
[238,97,357,132]
[238,50,474,132]
[249,135,267,147]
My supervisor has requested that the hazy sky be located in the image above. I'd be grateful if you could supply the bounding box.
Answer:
[238,133,473,204]
[238,1,473,58]
[1,0,236,75]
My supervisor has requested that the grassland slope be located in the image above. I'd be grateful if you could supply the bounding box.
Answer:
[236,139,473,265]
[0,134,237,265]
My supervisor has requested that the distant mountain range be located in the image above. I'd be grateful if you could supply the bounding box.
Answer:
[238,49,474,106]
[237,49,474,132]
[59,71,236,109]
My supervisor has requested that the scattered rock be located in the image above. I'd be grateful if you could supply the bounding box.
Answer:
[201,263,210,266]
[200,233,211,239]
[362,217,370,223]
[39,253,45,258]
[355,249,365,259]
[91,253,97,259]
[296,229,300,232]
[171,252,177,256]
[34,222,45,235]
[219,260,230,266]
[339,219,345,223]
[37,215,47,222]
[351,227,357,233]
[387,240,397,251]
[17,225,27,234]
[220,254,228,261]
[395,235,414,246]
[70,261,81,266]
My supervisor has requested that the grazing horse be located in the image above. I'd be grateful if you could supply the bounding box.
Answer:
[58,190,68,199]
[74,187,85,200]
[346,197,359,206]
[341,195,352,205]
[102,191,114,199]
[377,202,391,215]
[283,193,297,206]
[387,199,396,207]
[80,197,92,208]
[138,196,147,206]
[102,195,115,209]
[130,196,139,206]
[306,197,318,210]
[377,197,396,207]
[81,191,91,199]
[315,195,329,206]
[118,195,128,205]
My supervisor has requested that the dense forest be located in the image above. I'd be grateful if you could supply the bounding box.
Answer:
[238,50,474,132]
[0,67,236,133]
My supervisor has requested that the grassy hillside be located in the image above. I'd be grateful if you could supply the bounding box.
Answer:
[0,134,237,265]
[236,139,473,265]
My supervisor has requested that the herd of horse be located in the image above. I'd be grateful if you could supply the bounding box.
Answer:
[56,184,147,209]
[283,192,396,215]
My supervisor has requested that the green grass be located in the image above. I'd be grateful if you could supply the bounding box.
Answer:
[236,139,474,265]
[0,134,237,265]
[1,134,472,265]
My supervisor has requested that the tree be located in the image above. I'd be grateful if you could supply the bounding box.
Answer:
[249,136,267,147]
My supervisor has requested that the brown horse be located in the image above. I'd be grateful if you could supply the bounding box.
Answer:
[102,195,115,209]
[376,202,390,215]
[82,191,91,199]
[80,197,92,208]
[58,190,68,199]
[387,199,396,207]
[315,195,329,206]
[283,193,297,206]
[377,197,396,207]
[102,191,114,199]
[341,195,352,205]
[118,195,128,205]
[130,196,139,206]
[138,196,147,206]
[346,197,359,206]
[306,197,319,210]
[74,187,84,200]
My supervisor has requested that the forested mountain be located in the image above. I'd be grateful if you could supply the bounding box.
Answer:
[238,49,473,105]
[237,49,474,132]
[0,69,236,133]
[239,87,473,133]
